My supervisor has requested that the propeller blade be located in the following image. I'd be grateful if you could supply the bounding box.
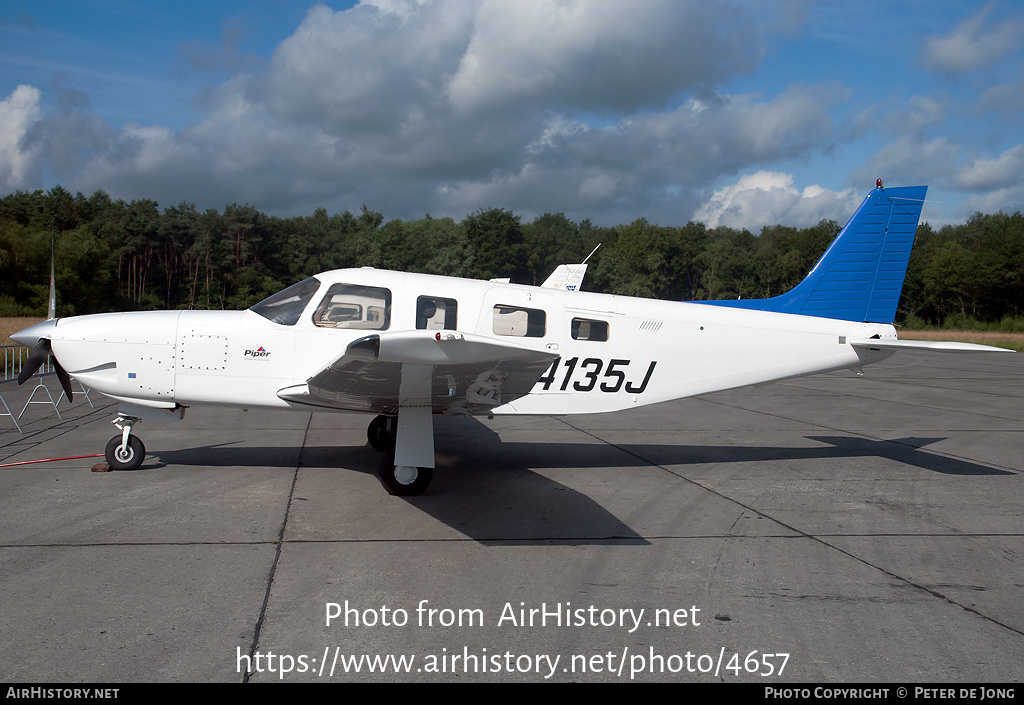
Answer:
[17,339,52,385]
[53,357,74,402]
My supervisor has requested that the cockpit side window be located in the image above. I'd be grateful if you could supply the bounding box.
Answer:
[250,277,321,326]
[313,283,392,330]
[416,296,458,330]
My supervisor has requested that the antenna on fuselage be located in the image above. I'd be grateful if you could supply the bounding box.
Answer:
[48,220,56,320]
[565,243,601,286]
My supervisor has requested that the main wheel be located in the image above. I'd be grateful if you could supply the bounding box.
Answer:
[367,415,396,451]
[377,452,432,496]
[105,434,146,471]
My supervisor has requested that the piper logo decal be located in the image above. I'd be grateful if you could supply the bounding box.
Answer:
[244,347,271,358]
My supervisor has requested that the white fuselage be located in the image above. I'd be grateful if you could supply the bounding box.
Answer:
[43,268,896,416]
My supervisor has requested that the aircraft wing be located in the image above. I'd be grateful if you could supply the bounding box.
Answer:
[277,330,558,414]
[849,338,1014,353]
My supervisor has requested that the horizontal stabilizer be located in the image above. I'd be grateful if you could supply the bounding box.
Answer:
[850,339,1013,353]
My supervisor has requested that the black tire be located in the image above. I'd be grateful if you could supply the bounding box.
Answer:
[105,434,146,471]
[367,415,396,451]
[377,452,432,496]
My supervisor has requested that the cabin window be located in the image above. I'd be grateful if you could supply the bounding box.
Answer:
[571,317,609,341]
[417,296,458,330]
[313,284,391,330]
[493,305,546,338]
[250,277,321,326]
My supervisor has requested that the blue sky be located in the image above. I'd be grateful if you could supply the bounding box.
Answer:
[1,0,1022,230]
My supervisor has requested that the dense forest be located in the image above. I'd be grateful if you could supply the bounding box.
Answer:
[1,186,1022,329]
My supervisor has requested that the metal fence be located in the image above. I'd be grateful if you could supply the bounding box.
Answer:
[1,344,90,432]
[2,344,52,383]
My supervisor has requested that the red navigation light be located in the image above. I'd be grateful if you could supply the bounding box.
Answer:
[876,178,883,188]
[435,332,441,341]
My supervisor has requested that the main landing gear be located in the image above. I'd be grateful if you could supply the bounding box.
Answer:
[377,451,433,496]
[367,414,433,496]
[367,414,396,451]
[105,414,146,471]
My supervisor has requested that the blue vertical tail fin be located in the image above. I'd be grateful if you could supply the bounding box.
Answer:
[695,184,927,324]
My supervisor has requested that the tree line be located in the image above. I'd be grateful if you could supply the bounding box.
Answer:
[1,186,1022,328]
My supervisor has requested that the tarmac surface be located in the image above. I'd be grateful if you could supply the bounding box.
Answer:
[1,351,1021,683]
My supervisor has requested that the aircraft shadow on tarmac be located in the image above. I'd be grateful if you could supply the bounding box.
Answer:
[151,440,652,545]
[151,420,653,544]
[618,435,1014,477]
[144,422,1011,544]
[148,429,1013,484]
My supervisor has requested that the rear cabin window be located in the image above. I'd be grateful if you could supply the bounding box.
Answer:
[493,305,546,338]
[417,296,458,330]
[571,318,609,341]
[313,284,391,330]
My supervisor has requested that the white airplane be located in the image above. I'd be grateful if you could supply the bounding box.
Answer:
[12,182,1010,494]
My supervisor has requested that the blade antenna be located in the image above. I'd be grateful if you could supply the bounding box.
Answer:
[48,217,56,320]
[565,243,601,289]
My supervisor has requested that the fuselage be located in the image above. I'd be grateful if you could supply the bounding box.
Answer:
[22,267,897,416]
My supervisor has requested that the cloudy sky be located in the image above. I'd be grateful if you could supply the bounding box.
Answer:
[1,0,1022,230]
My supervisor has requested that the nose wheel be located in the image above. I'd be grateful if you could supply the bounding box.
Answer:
[105,435,146,470]
[105,415,146,471]
[377,451,432,496]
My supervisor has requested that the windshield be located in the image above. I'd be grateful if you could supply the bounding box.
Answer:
[250,277,321,325]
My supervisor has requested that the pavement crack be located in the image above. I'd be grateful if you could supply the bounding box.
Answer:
[242,412,311,683]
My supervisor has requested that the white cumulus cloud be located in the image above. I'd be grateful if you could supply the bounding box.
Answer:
[0,85,44,189]
[923,2,1024,74]
[446,0,758,114]
[4,1,864,225]
[695,171,861,230]
[956,145,1024,192]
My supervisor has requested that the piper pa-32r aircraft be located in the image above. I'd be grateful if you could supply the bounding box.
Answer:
[12,182,1011,494]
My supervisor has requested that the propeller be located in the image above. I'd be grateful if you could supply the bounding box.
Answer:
[17,338,74,402]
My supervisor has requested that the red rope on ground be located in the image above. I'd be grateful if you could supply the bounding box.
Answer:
[0,454,104,468]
